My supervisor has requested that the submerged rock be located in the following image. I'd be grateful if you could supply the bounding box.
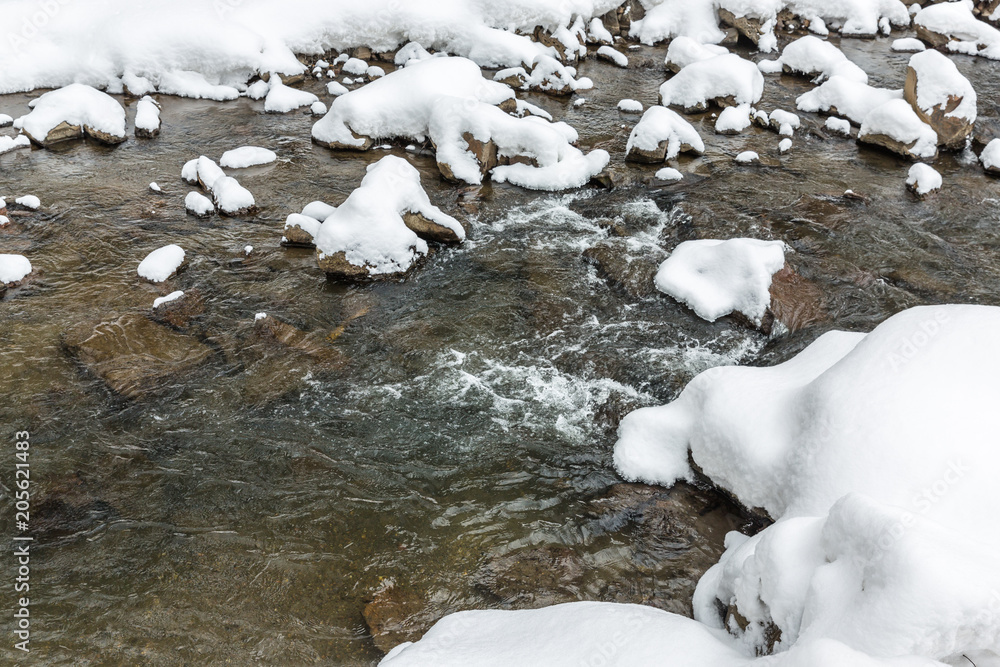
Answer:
[363,584,432,654]
[475,546,588,608]
[583,242,660,299]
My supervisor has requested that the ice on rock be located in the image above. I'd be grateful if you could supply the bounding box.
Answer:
[313,57,608,191]
[596,45,628,68]
[617,99,643,113]
[654,238,785,325]
[0,254,32,286]
[137,244,186,282]
[858,98,939,160]
[185,191,215,217]
[17,83,126,147]
[659,54,763,113]
[796,76,903,125]
[134,95,161,138]
[314,155,464,279]
[715,104,751,135]
[981,138,1000,175]
[734,150,759,164]
[758,36,868,84]
[264,79,319,113]
[626,106,705,163]
[615,303,1000,663]
[906,163,942,196]
[220,146,277,169]
[891,38,926,53]
[664,37,728,73]
[0,134,30,155]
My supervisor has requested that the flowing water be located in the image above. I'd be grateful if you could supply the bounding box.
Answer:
[2,33,1000,665]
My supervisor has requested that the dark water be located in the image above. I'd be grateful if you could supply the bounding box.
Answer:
[1,32,999,665]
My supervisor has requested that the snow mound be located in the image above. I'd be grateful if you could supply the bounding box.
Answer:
[185,191,215,217]
[654,238,785,325]
[135,95,161,137]
[0,254,32,285]
[264,79,319,113]
[759,36,868,84]
[315,155,464,278]
[220,146,277,169]
[0,134,30,155]
[137,244,185,282]
[891,38,926,53]
[735,150,759,164]
[858,99,938,160]
[659,54,764,112]
[17,83,126,146]
[982,138,1000,174]
[626,106,705,163]
[796,76,903,125]
[655,167,684,182]
[906,163,941,196]
[15,195,40,210]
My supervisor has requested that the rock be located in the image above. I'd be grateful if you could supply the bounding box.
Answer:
[474,546,587,607]
[625,139,668,163]
[317,251,379,280]
[436,131,498,183]
[972,118,1000,150]
[914,24,951,49]
[583,242,659,299]
[251,314,345,365]
[768,266,827,332]
[150,289,205,329]
[726,603,783,656]
[350,46,373,61]
[601,8,621,36]
[903,55,975,150]
[975,0,1000,25]
[402,211,464,244]
[312,127,375,151]
[720,26,741,46]
[857,131,937,161]
[362,584,431,654]
[719,8,795,46]
[63,314,213,399]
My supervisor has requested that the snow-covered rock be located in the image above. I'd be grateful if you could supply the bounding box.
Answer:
[15,195,40,210]
[315,155,464,279]
[0,254,32,287]
[903,50,977,150]
[981,137,1000,175]
[283,213,321,247]
[617,99,643,113]
[659,54,763,113]
[654,238,786,325]
[758,36,868,84]
[858,99,939,160]
[134,95,161,138]
[715,104,751,135]
[630,0,728,45]
[915,1,1000,60]
[193,156,256,215]
[0,114,12,127]
[735,150,759,164]
[655,167,683,182]
[17,83,126,147]
[625,106,704,163]
[891,37,926,53]
[327,81,349,96]
[769,109,800,136]
[152,290,185,309]
[906,163,941,197]
[220,146,276,169]
[664,37,729,73]
[824,116,851,136]
[264,79,319,113]
[796,76,903,125]
[310,101,328,116]
[0,134,30,155]
[778,137,792,153]
[596,46,628,68]
[137,244,186,282]
[149,182,162,193]
[185,191,215,217]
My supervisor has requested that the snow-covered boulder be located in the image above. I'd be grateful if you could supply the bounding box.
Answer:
[617,99,642,113]
[625,106,704,163]
[915,1,1000,60]
[654,238,786,326]
[185,191,215,217]
[734,150,759,164]
[137,244,186,282]
[858,99,939,160]
[659,54,763,113]
[315,156,464,280]
[264,79,319,113]
[0,254,32,289]
[615,304,1000,663]
[768,109,800,136]
[906,163,942,197]
[134,95,161,138]
[220,146,276,169]
[313,57,607,191]
[655,167,683,182]
[17,84,126,147]
[903,50,977,150]
[663,37,728,73]
[193,156,256,216]
[796,76,903,125]
[758,36,868,84]
[282,213,321,248]
[982,137,1000,175]
[824,116,851,136]
[596,46,628,68]
[15,195,40,210]
[0,134,30,155]
[715,104,751,135]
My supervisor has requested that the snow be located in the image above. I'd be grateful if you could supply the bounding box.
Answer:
[655,167,684,182]
[982,138,1000,172]
[315,156,465,276]
[255,312,267,322]
[906,50,976,124]
[615,303,1000,663]
[343,58,368,76]
[15,195,40,210]
[264,79,319,113]
[824,116,851,135]
[716,104,751,134]
[597,46,628,68]
[310,101,328,116]
[137,244,185,282]
[302,201,337,221]
[314,57,607,191]
[906,163,941,195]
[193,156,255,215]
[220,146,277,169]
[284,213,321,241]
[367,66,386,79]
[779,138,792,153]
[914,1,1000,60]
[0,114,11,126]
[157,71,239,101]
[891,38,925,53]
[327,81,349,96]
[654,238,785,325]
[796,76,903,125]
[627,106,705,160]
[135,95,161,134]
[185,191,215,216]
[858,99,938,159]
[0,134,30,155]
[720,0,910,44]
[588,17,614,44]
[181,159,199,184]
[735,151,759,164]
[149,182,161,193]
[247,80,270,100]
[17,83,126,144]
[759,36,868,84]
[631,0,728,45]
[617,99,643,113]
[0,254,32,285]
[152,290,184,309]
[659,54,764,111]
[769,109,800,136]
[664,37,729,72]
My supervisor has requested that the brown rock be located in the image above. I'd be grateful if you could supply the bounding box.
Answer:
[601,8,621,37]
[904,64,974,150]
[437,131,498,183]
[583,242,659,299]
[915,24,951,49]
[402,211,464,244]
[768,267,827,332]
[23,120,82,147]
[474,546,587,607]
[281,219,317,248]
[857,131,938,161]
[362,584,430,654]
[63,314,213,399]
[252,314,346,365]
[312,127,375,151]
[150,290,206,329]
[626,139,668,163]
[316,250,374,280]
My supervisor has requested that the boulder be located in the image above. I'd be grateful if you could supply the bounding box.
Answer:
[150,290,205,329]
[582,242,660,299]
[903,51,976,150]
[436,131,498,184]
[362,584,431,654]
[474,546,588,607]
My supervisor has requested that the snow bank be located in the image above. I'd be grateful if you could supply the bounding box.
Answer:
[626,106,705,163]
[220,146,277,169]
[137,244,185,282]
[315,156,464,278]
[659,54,764,112]
[858,99,938,159]
[313,57,607,191]
[135,96,161,137]
[759,36,868,84]
[16,83,126,146]
[796,76,902,125]
[617,303,1000,663]
[906,163,941,196]
[654,239,786,325]
[0,254,32,285]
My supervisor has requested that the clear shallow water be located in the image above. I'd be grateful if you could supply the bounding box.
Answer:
[1,34,1000,664]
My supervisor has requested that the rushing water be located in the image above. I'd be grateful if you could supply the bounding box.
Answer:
[2,33,1000,665]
